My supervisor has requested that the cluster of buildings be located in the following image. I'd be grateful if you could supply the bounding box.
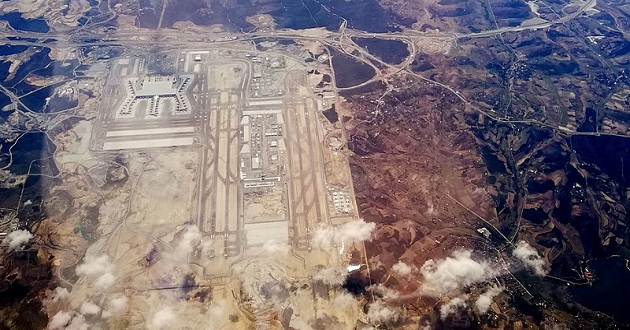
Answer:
[331,190,352,214]
[239,112,285,189]
[117,75,193,118]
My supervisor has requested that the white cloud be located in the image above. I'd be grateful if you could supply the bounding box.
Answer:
[336,220,376,243]
[262,239,291,255]
[366,300,402,325]
[312,266,348,286]
[174,225,202,259]
[475,285,502,314]
[199,239,216,260]
[513,241,547,275]
[158,226,205,283]
[102,295,129,318]
[369,284,402,301]
[311,219,376,251]
[50,287,70,303]
[333,292,359,311]
[94,272,116,291]
[79,301,101,315]
[207,300,227,328]
[147,306,175,330]
[3,229,33,250]
[48,311,90,330]
[440,295,469,319]
[392,261,413,276]
[419,250,497,297]
[198,238,211,257]
[48,311,72,329]
[76,254,113,277]
[311,226,334,249]
[75,254,116,291]
[65,314,89,330]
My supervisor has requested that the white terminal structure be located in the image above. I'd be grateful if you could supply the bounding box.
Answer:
[117,75,193,118]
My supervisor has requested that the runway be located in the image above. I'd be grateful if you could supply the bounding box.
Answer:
[192,61,247,257]
[282,72,330,249]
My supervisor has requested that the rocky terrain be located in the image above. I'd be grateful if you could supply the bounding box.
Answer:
[336,0,630,324]
[340,75,626,328]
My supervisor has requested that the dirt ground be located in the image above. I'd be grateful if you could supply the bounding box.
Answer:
[340,76,500,304]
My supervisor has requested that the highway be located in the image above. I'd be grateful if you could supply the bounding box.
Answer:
[0,0,594,106]
[0,0,596,125]
[4,0,616,150]
[456,0,597,39]
[0,0,597,50]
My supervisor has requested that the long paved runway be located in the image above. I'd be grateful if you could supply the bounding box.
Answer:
[283,72,330,247]
[193,62,245,259]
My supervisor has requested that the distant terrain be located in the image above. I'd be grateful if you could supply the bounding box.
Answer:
[0,0,629,328]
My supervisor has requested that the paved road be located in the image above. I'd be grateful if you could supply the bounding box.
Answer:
[0,0,596,49]
[457,0,596,39]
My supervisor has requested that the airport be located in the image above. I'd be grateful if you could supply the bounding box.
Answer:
[87,47,362,326]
